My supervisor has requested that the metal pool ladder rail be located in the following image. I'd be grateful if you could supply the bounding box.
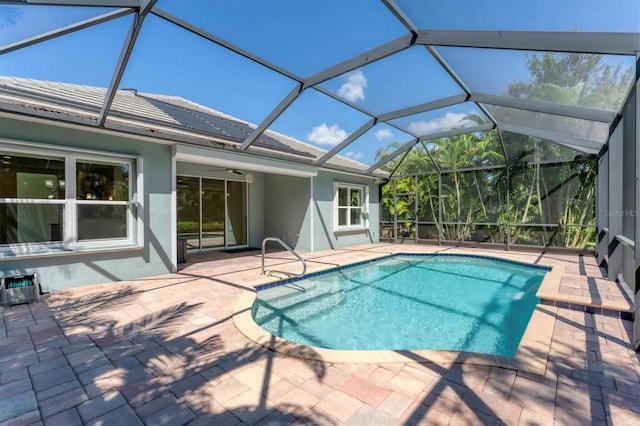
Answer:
[261,237,307,276]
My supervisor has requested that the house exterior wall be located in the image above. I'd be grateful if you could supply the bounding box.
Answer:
[261,170,380,253]
[263,174,311,251]
[0,116,383,292]
[311,170,380,251]
[0,116,174,292]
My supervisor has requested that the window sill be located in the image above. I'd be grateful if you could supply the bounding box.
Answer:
[334,228,369,236]
[0,242,142,261]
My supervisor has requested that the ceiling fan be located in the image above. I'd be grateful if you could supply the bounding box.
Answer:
[204,167,254,183]
[207,167,243,174]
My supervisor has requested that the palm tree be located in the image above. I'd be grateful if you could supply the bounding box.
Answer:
[433,131,504,240]
[375,113,597,248]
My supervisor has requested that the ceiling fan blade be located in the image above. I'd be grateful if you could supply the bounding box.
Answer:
[202,167,245,175]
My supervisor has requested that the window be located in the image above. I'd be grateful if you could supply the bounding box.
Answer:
[0,152,66,244]
[76,160,130,241]
[334,182,368,231]
[0,142,138,252]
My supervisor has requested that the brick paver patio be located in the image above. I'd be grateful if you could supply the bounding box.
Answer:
[1,243,638,425]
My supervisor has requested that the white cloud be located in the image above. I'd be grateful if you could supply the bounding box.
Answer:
[344,151,364,161]
[307,123,348,146]
[408,112,477,135]
[375,129,393,140]
[337,70,367,103]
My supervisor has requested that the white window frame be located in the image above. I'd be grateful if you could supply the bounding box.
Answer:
[72,154,135,247]
[0,139,142,257]
[333,181,369,232]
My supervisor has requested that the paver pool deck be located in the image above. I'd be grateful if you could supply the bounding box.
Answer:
[1,243,638,425]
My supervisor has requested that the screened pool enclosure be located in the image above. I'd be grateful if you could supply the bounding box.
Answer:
[380,131,598,250]
[0,1,639,349]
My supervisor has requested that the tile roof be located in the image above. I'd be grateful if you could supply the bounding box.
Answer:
[0,76,386,177]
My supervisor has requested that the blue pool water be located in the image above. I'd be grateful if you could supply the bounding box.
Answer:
[252,254,549,356]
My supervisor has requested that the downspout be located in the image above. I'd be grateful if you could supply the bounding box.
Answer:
[170,145,177,272]
[378,177,391,241]
[310,176,314,252]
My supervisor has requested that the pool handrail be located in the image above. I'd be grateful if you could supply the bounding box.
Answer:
[261,237,307,277]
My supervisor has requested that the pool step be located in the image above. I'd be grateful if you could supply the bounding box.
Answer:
[537,273,634,320]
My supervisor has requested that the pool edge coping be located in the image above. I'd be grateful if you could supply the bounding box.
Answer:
[232,254,562,375]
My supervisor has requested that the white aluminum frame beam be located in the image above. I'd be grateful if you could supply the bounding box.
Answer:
[383,2,503,135]
[382,0,504,176]
[423,44,500,129]
[366,124,496,175]
[241,35,415,151]
[97,0,156,126]
[1,0,633,179]
[416,30,640,56]
[303,34,414,89]
[316,118,376,165]
[365,138,419,174]
[152,7,301,82]
[240,84,303,151]
[381,0,417,31]
[633,52,640,352]
[473,93,617,123]
[315,94,469,166]
[419,123,495,143]
[496,128,510,165]
[0,8,134,55]
[418,140,440,173]
[499,123,603,154]
[0,0,139,5]
[377,94,469,122]
[313,86,377,119]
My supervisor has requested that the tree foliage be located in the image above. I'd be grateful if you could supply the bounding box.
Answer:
[376,51,630,248]
[379,131,596,248]
[508,52,633,110]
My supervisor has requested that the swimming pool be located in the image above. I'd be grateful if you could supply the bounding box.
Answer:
[252,254,549,357]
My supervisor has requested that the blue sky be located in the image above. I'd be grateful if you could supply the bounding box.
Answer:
[0,1,638,165]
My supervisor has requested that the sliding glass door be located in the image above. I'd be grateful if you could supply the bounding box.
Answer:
[226,180,247,247]
[176,176,200,250]
[202,179,225,249]
[176,176,248,251]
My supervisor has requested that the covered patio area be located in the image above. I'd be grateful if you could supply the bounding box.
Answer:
[0,244,638,425]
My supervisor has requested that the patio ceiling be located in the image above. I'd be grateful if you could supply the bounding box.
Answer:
[0,0,638,175]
